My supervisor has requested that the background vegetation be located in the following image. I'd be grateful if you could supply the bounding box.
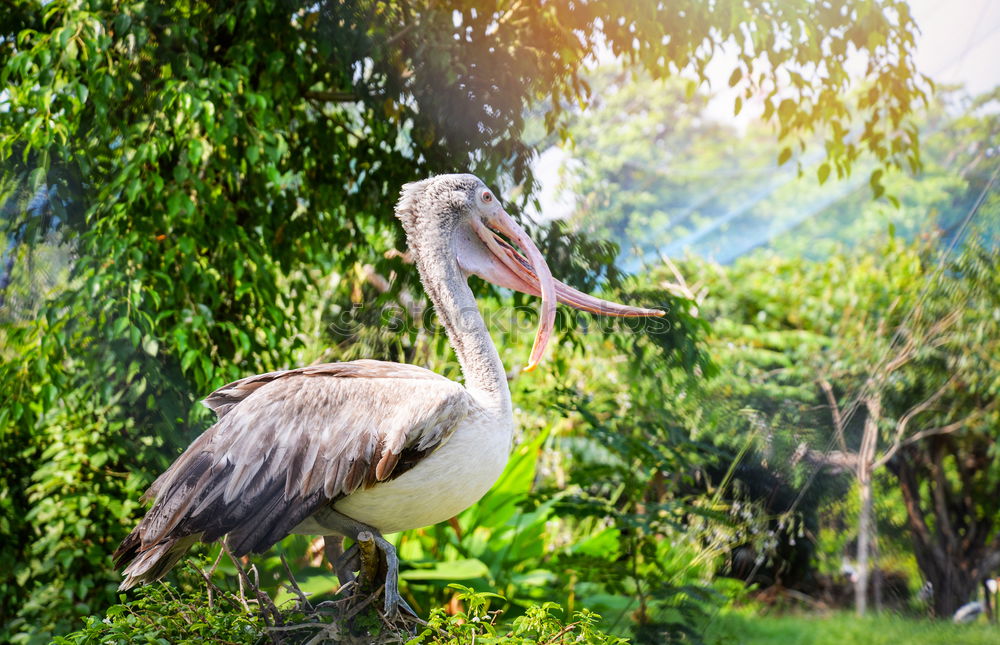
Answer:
[2,0,997,643]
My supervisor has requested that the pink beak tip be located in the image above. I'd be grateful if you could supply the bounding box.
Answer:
[523,361,540,373]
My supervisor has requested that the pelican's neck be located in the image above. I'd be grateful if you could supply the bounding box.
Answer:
[416,250,511,417]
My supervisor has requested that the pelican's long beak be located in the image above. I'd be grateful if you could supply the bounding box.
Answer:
[467,211,664,371]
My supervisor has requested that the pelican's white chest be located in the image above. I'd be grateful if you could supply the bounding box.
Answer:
[329,406,512,534]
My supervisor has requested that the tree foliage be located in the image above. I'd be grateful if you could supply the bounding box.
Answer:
[674,225,1000,615]
[557,76,995,266]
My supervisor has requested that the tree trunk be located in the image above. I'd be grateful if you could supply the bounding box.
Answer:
[983,579,994,623]
[854,396,880,616]
[855,473,874,615]
[890,447,981,618]
[933,569,978,619]
[873,546,883,612]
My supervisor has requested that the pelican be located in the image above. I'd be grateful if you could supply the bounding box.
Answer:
[114,174,663,615]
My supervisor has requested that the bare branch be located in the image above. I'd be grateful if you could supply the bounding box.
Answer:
[876,375,958,466]
[802,448,859,474]
[883,333,918,374]
[658,253,701,311]
[818,378,847,453]
[281,552,314,611]
[876,412,984,470]
[540,621,582,645]
[223,540,282,627]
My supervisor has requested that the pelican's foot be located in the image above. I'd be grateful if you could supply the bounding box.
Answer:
[384,582,417,620]
[312,508,417,621]
[365,531,417,619]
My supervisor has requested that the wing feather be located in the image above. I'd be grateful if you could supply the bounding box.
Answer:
[115,360,476,589]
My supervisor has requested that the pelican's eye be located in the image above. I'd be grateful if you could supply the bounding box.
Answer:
[481,190,493,203]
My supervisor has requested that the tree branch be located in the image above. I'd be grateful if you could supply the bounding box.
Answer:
[656,253,704,313]
[802,448,859,474]
[874,376,960,469]
[818,378,848,453]
[929,445,960,553]
[900,419,968,447]
[304,90,359,103]
[893,455,941,563]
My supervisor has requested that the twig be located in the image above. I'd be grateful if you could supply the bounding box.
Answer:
[201,547,227,610]
[223,541,282,628]
[873,385,994,469]
[893,418,971,451]
[194,560,243,614]
[280,552,314,611]
[343,584,382,621]
[539,621,580,644]
[268,623,329,634]
[334,579,356,597]
[818,378,847,453]
[229,551,254,615]
[302,622,343,645]
[208,545,225,577]
[658,253,701,310]
[304,89,358,103]
[883,375,957,454]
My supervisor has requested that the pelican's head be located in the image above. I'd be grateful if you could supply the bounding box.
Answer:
[396,174,664,370]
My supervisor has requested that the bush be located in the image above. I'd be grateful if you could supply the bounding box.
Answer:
[54,576,629,645]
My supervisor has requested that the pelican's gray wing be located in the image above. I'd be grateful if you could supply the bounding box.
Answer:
[115,360,474,589]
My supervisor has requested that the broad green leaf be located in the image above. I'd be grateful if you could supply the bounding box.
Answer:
[399,558,490,581]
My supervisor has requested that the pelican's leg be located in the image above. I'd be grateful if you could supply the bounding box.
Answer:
[310,508,415,618]
[324,535,359,588]
[324,534,344,563]
[334,543,360,587]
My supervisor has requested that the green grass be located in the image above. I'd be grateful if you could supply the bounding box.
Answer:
[701,609,999,645]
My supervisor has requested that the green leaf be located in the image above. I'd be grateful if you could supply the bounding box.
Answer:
[777,98,796,123]
[870,168,885,198]
[817,162,831,184]
[728,67,742,87]
[112,317,129,337]
[28,166,47,190]
[399,559,490,581]
[181,349,199,373]
[142,337,159,357]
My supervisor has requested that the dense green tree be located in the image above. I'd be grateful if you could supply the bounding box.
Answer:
[790,232,1000,618]
[669,254,852,593]
[679,228,1000,618]
[883,238,1000,618]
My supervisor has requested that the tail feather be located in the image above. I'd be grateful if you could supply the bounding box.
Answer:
[115,530,201,591]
